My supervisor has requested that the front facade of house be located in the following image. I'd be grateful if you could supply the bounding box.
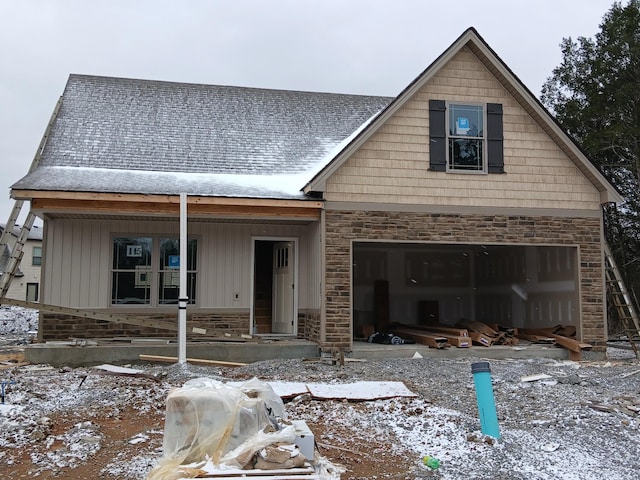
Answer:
[10,29,620,352]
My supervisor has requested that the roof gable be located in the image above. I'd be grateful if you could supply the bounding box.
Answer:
[304,28,622,204]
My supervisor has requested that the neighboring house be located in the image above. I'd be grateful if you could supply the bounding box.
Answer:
[9,28,621,353]
[0,223,43,302]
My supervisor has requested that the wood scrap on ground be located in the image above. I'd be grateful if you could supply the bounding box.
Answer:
[192,465,319,478]
[91,364,162,383]
[0,351,29,369]
[138,354,247,367]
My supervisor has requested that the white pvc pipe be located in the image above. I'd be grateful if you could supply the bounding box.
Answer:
[178,193,188,364]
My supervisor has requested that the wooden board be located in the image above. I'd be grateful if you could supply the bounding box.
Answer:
[550,334,592,353]
[0,352,25,363]
[0,362,30,370]
[423,332,471,348]
[518,329,592,352]
[515,333,555,344]
[392,328,449,349]
[195,470,319,479]
[139,354,247,367]
[469,332,494,347]
[415,325,469,337]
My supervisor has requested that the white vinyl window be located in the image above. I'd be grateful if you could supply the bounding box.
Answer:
[447,103,485,172]
[111,236,197,306]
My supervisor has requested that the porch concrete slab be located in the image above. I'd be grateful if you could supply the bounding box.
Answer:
[349,342,606,361]
[24,339,320,367]
[22,338,605,367]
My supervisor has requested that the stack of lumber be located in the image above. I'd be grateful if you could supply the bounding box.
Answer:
[516,326,592,360]
[390,321,591,359]
[455,319,519,346]
[392,324,470,348]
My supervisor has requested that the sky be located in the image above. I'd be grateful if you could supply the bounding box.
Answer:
[0,0,619,225]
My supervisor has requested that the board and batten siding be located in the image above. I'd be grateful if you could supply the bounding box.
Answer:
[42,218,321,310]
[324,46,601,212]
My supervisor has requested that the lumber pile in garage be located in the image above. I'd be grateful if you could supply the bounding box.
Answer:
[516,326,592,360]
[392,320,591,358]
[391,324,470,348]
[455,319,520,347]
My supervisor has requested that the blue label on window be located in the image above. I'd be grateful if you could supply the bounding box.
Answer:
[168,255,180,268]
[457,117,469,129]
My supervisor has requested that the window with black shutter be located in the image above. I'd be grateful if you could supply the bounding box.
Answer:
[429,100,504,174]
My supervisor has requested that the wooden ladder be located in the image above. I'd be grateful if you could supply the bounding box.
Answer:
[0,204,38,298]
[0,97,62,298]
[604,244,640,359]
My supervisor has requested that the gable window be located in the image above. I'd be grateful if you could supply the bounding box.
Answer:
[429,100,504,174]
[111,236,197,306]
[448,103,484,172]
[32,246,42,266]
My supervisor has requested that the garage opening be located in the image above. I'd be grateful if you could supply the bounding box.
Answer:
[352,242,579,340]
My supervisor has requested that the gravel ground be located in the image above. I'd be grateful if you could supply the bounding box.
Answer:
[1,306,639,479]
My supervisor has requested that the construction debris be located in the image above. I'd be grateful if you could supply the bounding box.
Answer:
[90,364,162,383]
[145,377,342,480]
[0,351,29,369]
[138,354,247,367]
[520,373,553,383]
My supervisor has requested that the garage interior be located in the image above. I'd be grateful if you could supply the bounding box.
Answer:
[352,242,580,341]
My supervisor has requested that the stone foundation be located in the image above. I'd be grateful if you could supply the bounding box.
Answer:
[40,311,250,341]
[298,310,321,342]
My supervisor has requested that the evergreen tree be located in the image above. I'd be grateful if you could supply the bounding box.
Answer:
[541,0,640,334]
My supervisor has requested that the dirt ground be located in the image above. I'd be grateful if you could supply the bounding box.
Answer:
[1,368,414,480]
[1,306,639,480]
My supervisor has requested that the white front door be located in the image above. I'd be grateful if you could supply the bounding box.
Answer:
[272,242,295,334]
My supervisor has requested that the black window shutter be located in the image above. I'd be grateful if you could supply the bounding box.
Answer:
[429,99,446,171]
[486,103,504,173]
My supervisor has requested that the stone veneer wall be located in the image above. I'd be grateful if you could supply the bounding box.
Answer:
[298,310,321,342]
[40,311,250,341]
[324,210,605,351]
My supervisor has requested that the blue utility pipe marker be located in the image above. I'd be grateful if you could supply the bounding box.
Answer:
[471,361,501,439]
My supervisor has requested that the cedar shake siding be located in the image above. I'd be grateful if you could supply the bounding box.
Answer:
[323,47,602,212]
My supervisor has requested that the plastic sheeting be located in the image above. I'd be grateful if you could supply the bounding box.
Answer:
[146,377,293,480]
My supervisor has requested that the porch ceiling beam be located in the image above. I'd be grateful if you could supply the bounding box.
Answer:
[29,197,322,219]
[14,190,323,209]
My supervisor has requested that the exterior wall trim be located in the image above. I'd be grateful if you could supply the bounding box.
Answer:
[325,201,602,219]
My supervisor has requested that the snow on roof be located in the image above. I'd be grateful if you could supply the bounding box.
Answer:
[12,75,392,200]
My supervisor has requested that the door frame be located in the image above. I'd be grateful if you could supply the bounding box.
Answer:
[250,236,299,335]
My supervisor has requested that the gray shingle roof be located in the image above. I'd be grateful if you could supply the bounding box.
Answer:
[13,75,391,199]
